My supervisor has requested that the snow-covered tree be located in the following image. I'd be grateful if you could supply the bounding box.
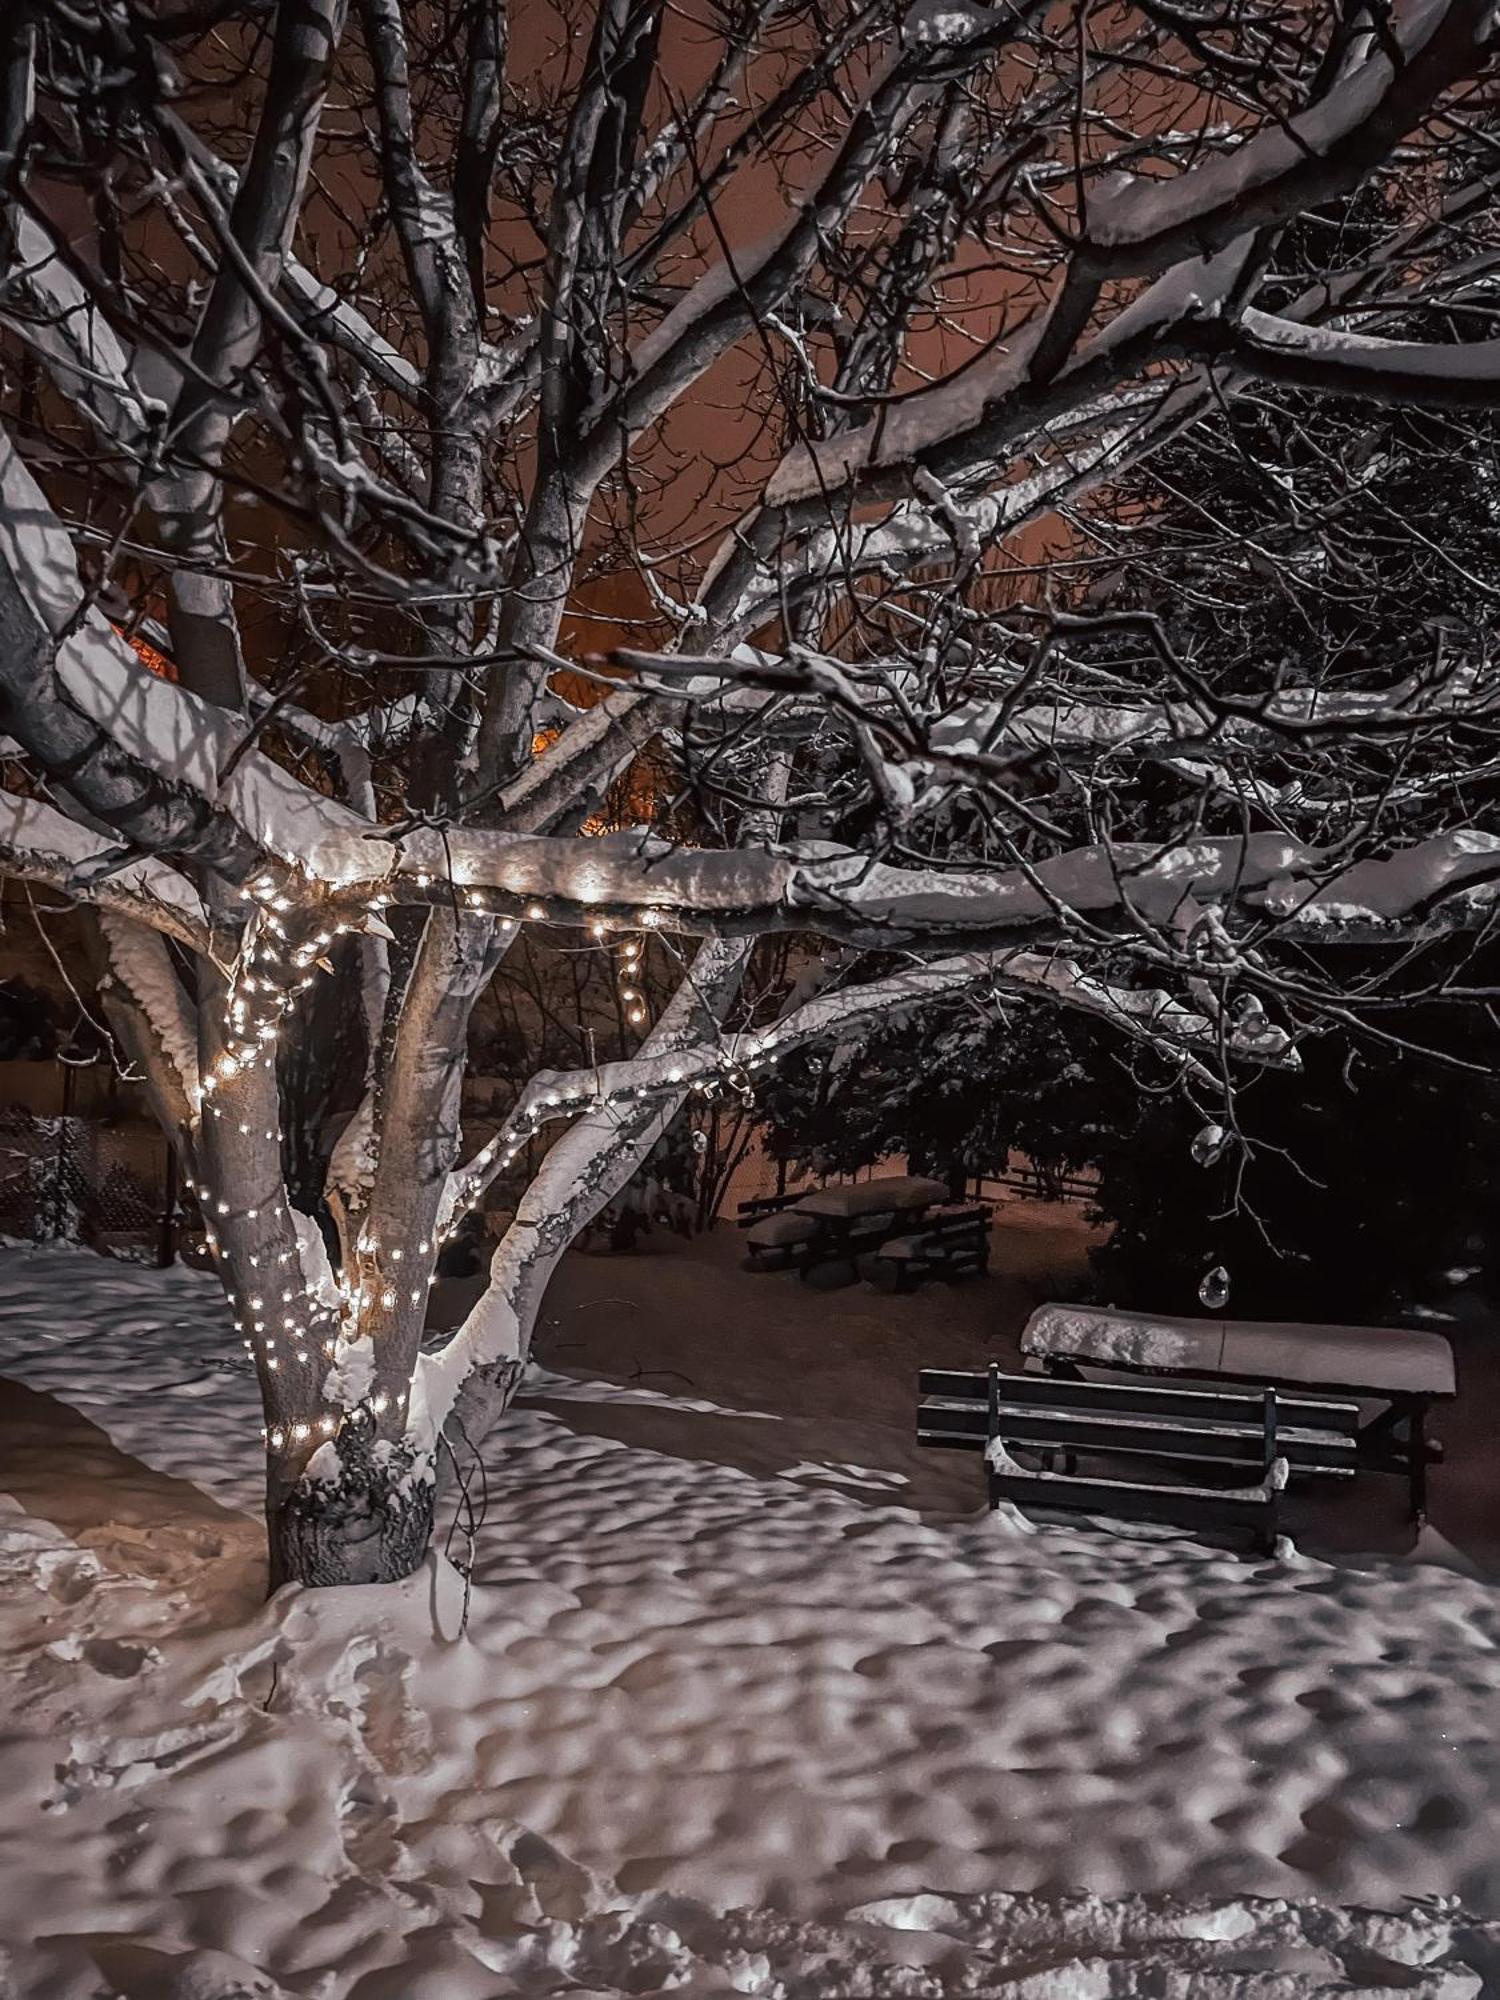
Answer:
[755,329,1500,1315]
[6,0,1500,1585]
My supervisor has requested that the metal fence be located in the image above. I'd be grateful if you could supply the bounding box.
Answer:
[0,1102,176,1263]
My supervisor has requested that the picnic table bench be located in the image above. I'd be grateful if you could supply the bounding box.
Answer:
[861,1203,990,1291]
[918,1363,1361,1552]
[1020,1303,1456,1521]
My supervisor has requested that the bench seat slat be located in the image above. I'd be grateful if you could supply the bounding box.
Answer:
[918,1368,1358,1429]
[917,1417,1355,1475]
[990,1465,1275,1517]
[920,1397,1355,1451]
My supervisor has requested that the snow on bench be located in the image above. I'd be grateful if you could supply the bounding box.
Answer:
[1019,1302,1455,1520]
[742,1176,951,1277]
[1021,1303,1457,1398]
[793,1176,950,1220]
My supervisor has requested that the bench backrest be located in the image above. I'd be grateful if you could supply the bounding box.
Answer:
[918,1366,1360,1475]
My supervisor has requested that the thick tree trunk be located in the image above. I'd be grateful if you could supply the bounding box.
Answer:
[267,1424,435,1590]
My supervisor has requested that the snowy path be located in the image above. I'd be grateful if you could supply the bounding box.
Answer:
[1,1244,1499,1997]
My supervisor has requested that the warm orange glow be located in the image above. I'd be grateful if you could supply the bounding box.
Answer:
[114,627,178,682]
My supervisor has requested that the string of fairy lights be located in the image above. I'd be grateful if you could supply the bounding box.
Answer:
[193,867,775,1456]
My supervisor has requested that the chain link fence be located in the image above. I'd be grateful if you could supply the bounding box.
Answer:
[0,1101,176,1263]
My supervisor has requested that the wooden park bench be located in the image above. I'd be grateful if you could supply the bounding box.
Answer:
[917,1363,1361,1553]
[1020,1303,1455,1522]
[862,1203,990,1292]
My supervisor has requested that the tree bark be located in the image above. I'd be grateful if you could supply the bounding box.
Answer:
[267,1421,435,1590]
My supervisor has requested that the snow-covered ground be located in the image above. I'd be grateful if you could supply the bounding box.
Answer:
[2,1237,1500,1997]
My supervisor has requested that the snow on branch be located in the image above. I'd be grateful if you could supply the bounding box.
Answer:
[1231,309,1500,407]
[584,0,1028,474]
[1083,0,1491,269]
[410,935,755,1445]
[7,500,1499,956]
[359,825,1500,958]
[609,638,1479,760]
[0,212,162,449]
[0,791,210,951]
[432,944,1295,1249]
[97,911,200,1108]
[280,263,423,402]
[759,0,1496,516]
[5,326,1499,973]
[762,245,1251,507]
[0,427,365,875]
[5,427,1497,959]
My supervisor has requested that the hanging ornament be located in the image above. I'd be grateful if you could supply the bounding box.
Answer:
[1198,1264,1232,1311]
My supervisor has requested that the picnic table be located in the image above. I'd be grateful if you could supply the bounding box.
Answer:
[741,1174,950,1281]
[793,1175,950,1223]
[1020,1302,1456,1520]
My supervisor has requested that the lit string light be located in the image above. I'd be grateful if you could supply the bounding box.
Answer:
[202,871,755,1453]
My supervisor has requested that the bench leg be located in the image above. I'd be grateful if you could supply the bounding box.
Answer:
[1410,1405,1429,1524]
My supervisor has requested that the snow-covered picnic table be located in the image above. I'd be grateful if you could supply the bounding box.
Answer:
[1020,1303,1456,1520]
[793,1175,950,1220]
[741,1175,951,1281]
